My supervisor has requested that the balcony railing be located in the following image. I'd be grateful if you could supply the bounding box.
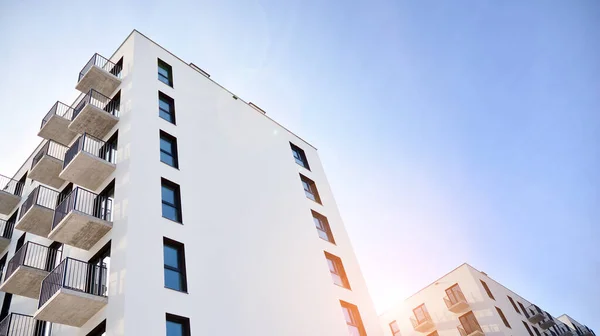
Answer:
[72,89,120,121]
[580,326,595,336]
[444,289,468,312]
[410,311,435,332]
[0,219,15,240]
[41,101,74,129]
[0,175,24,198]
[32,141,68,169]
[78,53,122,83]
[19,186,58,220]
[63,133,116,169]
[525,304,546,324]
[0,313,40,336]
[458,323,484,336]
[5,241,61,280]
[52,187,112,231]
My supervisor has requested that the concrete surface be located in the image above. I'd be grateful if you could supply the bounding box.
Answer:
[29,155,66,189]
[47,210,112,250]
[15,205,53,237]
[59,151,115,190]
[34,287,107,327]
[0,266,49,299]
[0,191,20,215]
[37,114,78,146]
[75,65,121,97]
[68,103,119,139]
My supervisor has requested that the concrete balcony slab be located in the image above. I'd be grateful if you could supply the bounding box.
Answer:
[76,65,120,97]
[447,299,469,313]
[0,192,20,216]
[0,237,9,253]
[15,205,53,238]
[48,210,112,251]
[29,155,65,189]
[34,287,107,327]
[59,151,115,190]
[0,266,49,299]
[38,114,78,146]
[68,103,118,139]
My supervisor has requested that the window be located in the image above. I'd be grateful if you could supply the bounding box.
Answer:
[522,321,534,336]
[413,304,431,323]
[312,210,335,243]
[159,92,176,124]
[496,307,511,328]
[300,174,321,204]
[158,59,173,87]
[445,283,465,305]
[166,313,190,336]
[160,131,179,168]
[531,325,541,336]
[507,296,521,314]
[164,238,187,292]
[161,179,182,223]
[518,302,529,318]
[389,320,401,336]
[325,252,350,289]
[480,280,495,300]
[459,311,482,334]
[104,90,120,117]
[290,142,310,170]
[340,301,366,336]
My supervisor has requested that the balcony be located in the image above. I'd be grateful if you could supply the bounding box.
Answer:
[29,141,68,189]
[38,101,78,146]
[444,290,469,313]
[0,313,41,336]
[525,304,546,324]
[581,326,595,336]
[69,89,119,139]
[410,315,435,333]
[458,325,484,336]
[540,316,556,330]
[59,133,116,190]
[35,258,108,327]
[0,175,24,216]
[15,186,58,237]
[0,242,61,299]
[47,187,112,250]
[0,219,15,252]
[76,53,122,97]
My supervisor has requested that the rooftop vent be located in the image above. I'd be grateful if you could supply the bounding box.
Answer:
[189,63,210,78]
[249,102,266,114]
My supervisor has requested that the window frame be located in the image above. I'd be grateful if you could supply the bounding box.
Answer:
[480,280,495,300]
[163,237,188,293]
[324,251,351,289]
[495,307,511,328]
[340,300,366,336]
[299,174,321,204]
[531,325,542,336]
[445,283,465,304]
[459,311,483,334]
[507,295,521,314]
[522,321,534,336]
[159,91,176,124]
[311,210,335,244]
[290,142,310,170]
[160,130,179,169]
[413,304,431,323]
[161,178,183,223]
[389,320,401,336]
[166,313,191,336]
[158,58,174,87]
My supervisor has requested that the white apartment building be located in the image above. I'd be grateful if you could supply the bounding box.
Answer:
[380,263,595,336]
[0,30,384,336]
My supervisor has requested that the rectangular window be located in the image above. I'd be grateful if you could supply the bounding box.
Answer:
[325,252,350,289]
[161,179,182,223]
[164,238,187,292]
[518,302,529,318]
[507,296,521,314]
[340,301,366,336]
[300,174,321,204]
[159,92,176,124]
[523,321,534,336]
[445,283,465,304]
[389,320,401,336]
[413,304,431,323]
[158,59,173,87]
[160,131,179,168]
[496,307,511,328]
[531,325,541,336]
[166,313,190,336]
[480,280,495,300]
[290,142,310,170]
[459,311,482,334]
[312,210,335,243]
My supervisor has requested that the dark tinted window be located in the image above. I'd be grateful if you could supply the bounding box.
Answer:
[166,313,190,336]
[158,59,173,87]
[164,238,187,292]
[160,131,179,168]
[161,179,182,223]
[159,92,176,124]
[312,210,334,243]
[290,142,310,170]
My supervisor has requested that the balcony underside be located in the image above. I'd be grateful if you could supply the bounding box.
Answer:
[540,320,556,329]
[414,321,435,333]
[38,115,78,146]
[0,237,9,252]
[528,313,545,324]
[15,205,53,237]
[48,210,112,250]
[34,287,107,327]
[29,156,65,189]
[0,191,20,215]
[0,266,49,299]
[466,331,484,336]
[68,103,118,139]
[76,65,120,97]
[447,300,469,313]
[59,152,115,190]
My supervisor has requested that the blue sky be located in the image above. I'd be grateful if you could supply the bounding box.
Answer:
[1,0,599,328]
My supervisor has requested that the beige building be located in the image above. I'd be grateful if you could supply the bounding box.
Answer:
[380,263,595,336]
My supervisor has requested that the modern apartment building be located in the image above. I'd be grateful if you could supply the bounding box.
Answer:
[0,30,384,336]
[380,263,595,336]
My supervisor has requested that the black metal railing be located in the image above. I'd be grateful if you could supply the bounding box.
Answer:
[525,304,544,318]
[0,219,14,240]
[52,187,112,230]
[0,175,24,197]
[0,313,39,336]
[580,326,595,336]
[40,101,74,129]
[78,53,122,82]
[19,186,59,220]
[39,257,108,308]
[5,242,62,281]
[72,89,120,121]
[63,133,117,169]
[444,288,467,308]
[32,141,68,168]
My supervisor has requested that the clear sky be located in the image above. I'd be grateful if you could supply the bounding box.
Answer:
[1,0,599,328]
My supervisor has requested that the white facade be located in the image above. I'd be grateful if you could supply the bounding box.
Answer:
[0,30,384,336]
[379,263,595,336]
